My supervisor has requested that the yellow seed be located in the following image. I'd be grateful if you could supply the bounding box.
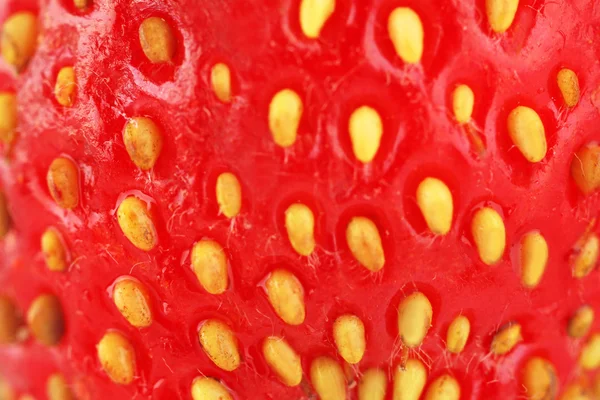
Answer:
[117,196,158,251]
[47,373,74,400]
[393,359,427,400]
[54,67,76,107]
[198,319,240,371]
[348,106,383,163]
[47,157,79,210]
[471,207,506,265]
[285,203,316,256]
[346,216,385,272]
[522,357,557,400]
[424,375,461,400]
[594,375,600,399]
[299,0,335,39]
[190,239,229,295]
[0,192,10,238]
[573,233,599,278]
[123,117,163,170]
[0,295,21,344]
[262,336,303,387]
[112,278,153,328]
[268,89,303,148]
[359,368,387,400]
[215,172,242,218]
[0,92,17,144]
[491,322,522,355]
[333,314,366,364]
[568,305,594,338]
[557,69,580,107]
[397,292,433,348]
[310,356,346,400]
[561,384,591,400]
[388,7,424,64]
[74,0,91,10]
[41,228,68,272]
[139,17,176,63]
[0,376,15,400]
[211,63,232,103]
[520,231,549,288]
[416,177,453,235]
[27,294,65,346]
[191,377,233,400]
[507,106,547,163]
[452,84,474,124]
[1,12,38,70]
[486,0,519,33]
[264,269,305,325]
[571,144,600,194]
[97,331,136,385]
[580,333,600,370]
[446,315,470,354]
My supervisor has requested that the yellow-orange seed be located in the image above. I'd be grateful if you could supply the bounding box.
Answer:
[1,12,38,70]
[0,295,21,344]
[359,368,387,400]
[216,172,242,218]
[580,333,600,370]
[268,89,303,148]
[54,67,76,107]
[397,291,433,348]
[424,375,461,400]
[123,117,163,170]
[310,356,346,400]
[393,359,427,400]
[416,177,453,235]
[112,278,153,328]
[0,376,15,400]
[571,144,600,194]
[41,228,68,272]
[191,377,233,400]
[211,63,232,103]
[491,322,522,355]
[486,0,519,33]
[446,315,470,354]
[522,357,557,400]
[568,305,594,338]
[388,8,424,64]
[520,231,549,288]
[346,216,385,272]
[333,314,366,364]
[27,294,65,346]
[191,239,229,295]
[285,203,316,256]
[262,336,303,387]
[47,373,74,400]
[452,84,474,124]
[97,331,136,384]
[0,192,10,238]
[471,207,506,265]
[0,92,17,144]
[573,233,599,278]
[348,106,383,163]
[557,68,580,107]
[264,269,305,325]
[74,0,91,10]
[139,17,176,63]
[507,106,547,163]
[198,319,241,371]
[299,0,335,39]
[561,384,591,400]
[47,157,79,210]
[117,196,158,251]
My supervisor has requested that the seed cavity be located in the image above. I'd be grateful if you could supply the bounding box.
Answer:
[262,336,302,387]
[123,117,163,171]
[572,233,599,278]
[486,0,519,33]
[557,68,580,107]
[507,106,547,163]
[117,196,158,251]
[580,333,600,370]
[388,7,424,64]
[424,375,461,400]
[397,291,433,348]
[0,92,17,144]
[191,239,229,295]
[346,216,385,272]
[264,269,306,325]
[522,357,557,400]
[112,278,153,328]
[139,17,176,63]
[285,203,316,256]
[393,358,427,400]
[310,356,346,400]
[27,294,65,346]
[299,0,335,39]
[571,143,600,194]
[191,377,233,400]
[490,322,522,355]
[416,177,453,235]
[0,192,10,238]
[452,84,474,124]
[47,157,79,210]
[215,172,242,218]
[268,89,303,148]
[97,331,136,385]
[198,319,241,371]
[359,368,387,400]
[54,66,76,107]
[520,231,549,288]
[0,295,21,344]
[471,207,506,265]
[211,63,232,103]
[568,305,594,338]
[47,373,75,400]
[446,315,470,354]
[348,106,383,163]
[333,314,366,364]
[1,12,38,70]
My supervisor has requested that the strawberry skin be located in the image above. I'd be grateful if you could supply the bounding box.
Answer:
[2,0,600,399]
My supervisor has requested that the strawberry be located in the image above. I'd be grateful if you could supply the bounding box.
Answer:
[2,0,600,399]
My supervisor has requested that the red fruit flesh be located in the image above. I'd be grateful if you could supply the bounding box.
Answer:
[2,0,600,399]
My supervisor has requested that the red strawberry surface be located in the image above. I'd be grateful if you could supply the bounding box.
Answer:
[2,0,600,399]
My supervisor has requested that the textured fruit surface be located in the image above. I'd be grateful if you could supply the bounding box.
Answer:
[2,0,600,399]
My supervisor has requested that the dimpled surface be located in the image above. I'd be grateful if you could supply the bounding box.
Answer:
[2,0,600,399]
